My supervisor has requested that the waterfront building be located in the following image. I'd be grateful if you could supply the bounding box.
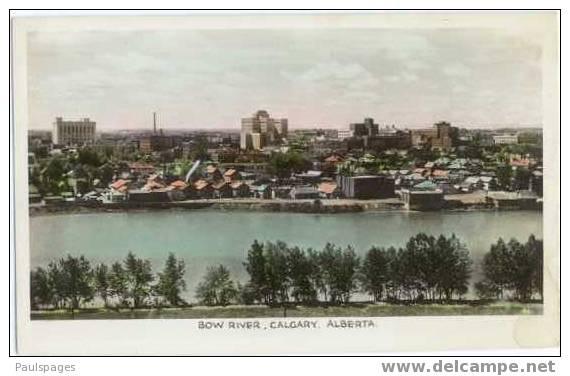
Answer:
[240,110,288,150]
[411,121,458,150]
[289,186,320,200]
[212,181,233,198]
[318,182,341,199]
[194,179,214,199]
[231,181,251,198]
[400,188,444,211]
[336,175,395,199]
[52,117,96,146]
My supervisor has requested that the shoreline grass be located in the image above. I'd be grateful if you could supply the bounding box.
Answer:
[31,302,543,320]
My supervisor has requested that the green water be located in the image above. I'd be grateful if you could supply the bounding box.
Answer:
[29,210,542,300]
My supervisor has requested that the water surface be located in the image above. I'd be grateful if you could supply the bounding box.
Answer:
[30,210,542,301]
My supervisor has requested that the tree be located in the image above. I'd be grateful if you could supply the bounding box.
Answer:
[263,241,290,304]
[334,246,360,303]
[243,240,268,304]
[109,262,129,307]
[317,243,340,303]
[319,243,359,304]
[496,164,513,190]
[267,151,311,179]
[479,238,512,299]
[156,253,187,306]
[287,246,317,303]
[58,255,95,311]
[195,265,238,306]
[30,267,53,310]
[433,234,472,301]
[94,264,111,308]
[77,147,103,167]
[360,247,390,302]
[477,235,543,302]
[47,261,66,309]
[513,167,532,191]
[123,252,154,308]
[527,235,544,301]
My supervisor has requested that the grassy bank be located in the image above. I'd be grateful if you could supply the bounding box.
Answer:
[31,302,543,320]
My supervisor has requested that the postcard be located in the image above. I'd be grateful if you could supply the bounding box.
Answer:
[11,11,560,355]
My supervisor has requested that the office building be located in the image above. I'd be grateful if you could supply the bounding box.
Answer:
[52,117,96,145]
[349,118,379,137]
[240,110,288,150]
[411,121,458,150]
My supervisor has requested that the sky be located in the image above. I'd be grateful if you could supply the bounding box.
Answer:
[27,28,543,130]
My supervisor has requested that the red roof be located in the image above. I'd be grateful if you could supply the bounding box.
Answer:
[110,179,128,190]
[325,155,344,163]
[170,180,188,190]
[318,182,338,195]
[194,179,211,191]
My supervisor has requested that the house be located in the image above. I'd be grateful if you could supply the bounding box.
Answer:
[430,169,449,179]
[479,176,497,191]
[212,181,233,198]
[223,168,241,182]
[110,179,129,193]
[324,154,344,164]
[127,162,155,176]
[412,180,439,191]
[205,165,224,182]
[290,186,320,200]
[168,180,190,201]
[318,182,341,199]
[251,184,272,199]
[194,179,214,199]
[458,176,481,192]
[272,185,293,199]
[231,181,251,198]
[144,175,167,191]
[294,170,323,184]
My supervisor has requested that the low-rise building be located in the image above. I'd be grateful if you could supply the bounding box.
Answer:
[336,175,395,199]
[400,188,444,211]
[290,186,320,200]
[318,182,341,199]
[493,134,519,145]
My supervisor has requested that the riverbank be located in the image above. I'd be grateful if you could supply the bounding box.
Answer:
[31,301,543,320]
[28,194,540,217]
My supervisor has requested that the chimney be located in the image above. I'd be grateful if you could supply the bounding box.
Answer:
[153,112,157,134]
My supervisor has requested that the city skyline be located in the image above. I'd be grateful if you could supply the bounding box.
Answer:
[28,28,542,131]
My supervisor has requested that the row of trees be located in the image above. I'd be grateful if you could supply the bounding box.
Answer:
[30,252,186,311]
[30,234,543,311]
[476,235,543,302]
[241,233,472,305]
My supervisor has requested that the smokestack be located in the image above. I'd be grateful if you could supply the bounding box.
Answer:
[153,112,157,134]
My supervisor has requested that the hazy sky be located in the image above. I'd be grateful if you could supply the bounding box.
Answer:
[27,28,542,130]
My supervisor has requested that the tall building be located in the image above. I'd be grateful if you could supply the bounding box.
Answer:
[411,121,458,150]
[52,117,96,146]
[350,118,379,137]
[240,110,288,150]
